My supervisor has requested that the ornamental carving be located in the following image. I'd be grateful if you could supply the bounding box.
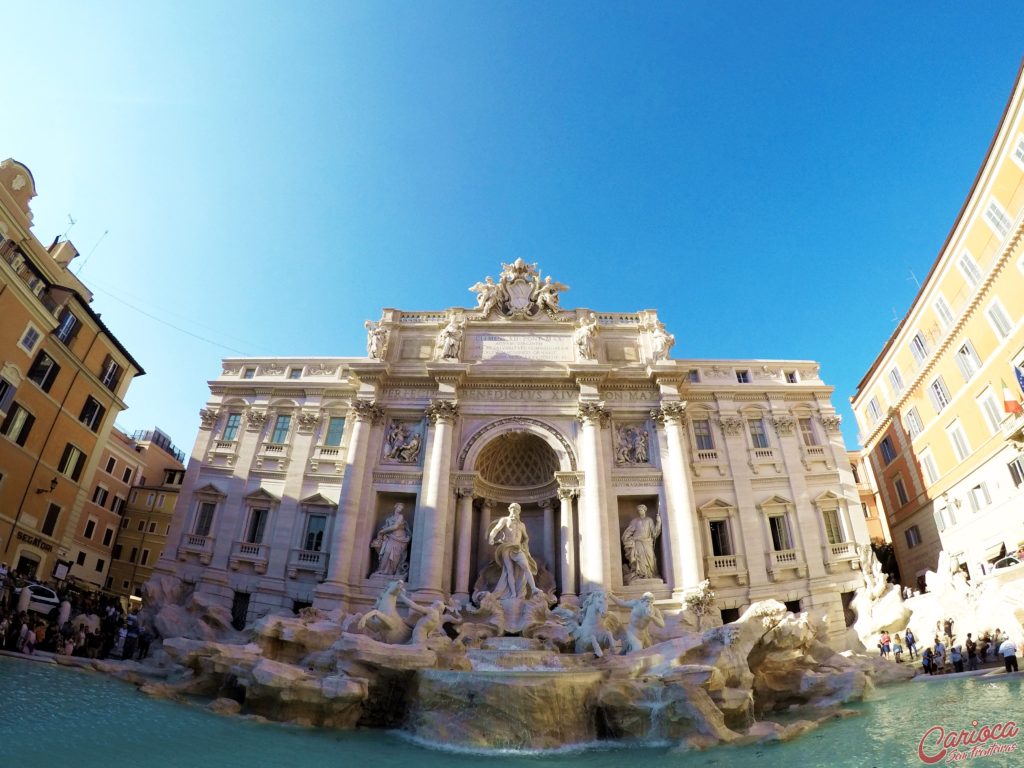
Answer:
[705,366,733,378]
[350,400,385,423]
[651,401,686,425]
[771,415,795,435]
[383,420,423,463]
[458,418,577,471]
[615,425,650,465]
[818,414,842,433]
[718,415,745,436]
[574,312,598,360]
[469,258,568,320]
[557,486,579,501]
[307,364,338,376]
[425,399,460,424]
[262,363,284,376]
[198,408,219,429]
[222,366,239,376]
[246,410,267,428]
[296,412,320,432]
[647,321,675,362]
[576,402,610,427]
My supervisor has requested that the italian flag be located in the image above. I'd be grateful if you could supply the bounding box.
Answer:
[1004,378,1023,414]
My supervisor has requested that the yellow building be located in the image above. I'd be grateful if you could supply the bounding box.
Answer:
[106,428,185,598]
[847,451,890,546]
[0,158,145,584]
[852,65,1024,588]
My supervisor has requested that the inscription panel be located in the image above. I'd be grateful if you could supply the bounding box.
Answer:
[468,333,574,362]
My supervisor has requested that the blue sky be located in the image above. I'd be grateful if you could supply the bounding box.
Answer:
[6,2,1024,453]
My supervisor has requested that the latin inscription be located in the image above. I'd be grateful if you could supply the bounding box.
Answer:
[469,333,574,362]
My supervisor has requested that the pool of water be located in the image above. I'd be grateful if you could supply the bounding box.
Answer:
[1,657,1022,768]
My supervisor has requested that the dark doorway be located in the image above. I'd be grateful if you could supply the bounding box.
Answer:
[231,591,250,630]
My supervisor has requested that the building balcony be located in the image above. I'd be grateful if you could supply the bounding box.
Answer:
[704,553,748,585]
[309,445,345,474]
[823,541,860,572]
[177,533,215,565]
[255,443,290,471]
[206,439,239,466]
[287,548,329,580]
[748,447,782,474]
[690,448,727,477]
[800,444,833,469]
[766,548,807,580]
[229,541,270,573]
[1002,411,1024,446]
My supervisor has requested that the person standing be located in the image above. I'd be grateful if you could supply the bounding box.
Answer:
[933,638,946,673]
[950,645,964,673]
[998,637,1019,673]
[965,633,979,671]
[905,627,918,660]
[893,634,904,663]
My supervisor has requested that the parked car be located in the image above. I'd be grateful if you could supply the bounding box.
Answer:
[13,584,61,615]
[993,555,1022,570]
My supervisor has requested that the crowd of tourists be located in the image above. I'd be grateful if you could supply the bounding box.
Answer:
[878,618,1020,675]
[0,565,154,661]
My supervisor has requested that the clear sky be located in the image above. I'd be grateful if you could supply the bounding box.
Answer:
[6,2,1024,453]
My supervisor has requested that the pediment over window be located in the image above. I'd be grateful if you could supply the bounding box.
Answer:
[244,487,281,503]
[757,494,793,511]
[193,482,226,498]
[812,490,842,507]
[698,498,736,516]
[300,492,337,508]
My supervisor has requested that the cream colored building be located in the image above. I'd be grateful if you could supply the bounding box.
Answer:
[852,66,1024,588]
[107,428,185,598]
[157,261,870,641]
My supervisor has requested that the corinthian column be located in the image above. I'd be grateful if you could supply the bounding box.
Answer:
[557,486,578,602]
[653,401,703,592]
[576,402,610,592]
[317,400,383,599]
[410,399,459,599]
[453,487,475,601]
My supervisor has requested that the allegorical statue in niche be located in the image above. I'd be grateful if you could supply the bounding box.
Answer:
[573,312,598,360]
[650,322,675,362]
[371,504,412,577]
[622,504,662,582]
[383,422,422,464]
[365,320,388,360]
[487,502,539,599]
[436,314,465,360]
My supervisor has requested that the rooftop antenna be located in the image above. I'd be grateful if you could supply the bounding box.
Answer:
[907,269,920,289]
[74,229,109,276]
[62,214,77,240]
[891,307,900,325]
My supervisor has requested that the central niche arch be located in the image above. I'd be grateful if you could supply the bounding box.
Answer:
[475,432,561,502]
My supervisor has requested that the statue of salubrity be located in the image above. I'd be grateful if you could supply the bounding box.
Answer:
[371,504,412,577]
[622,504,662,584]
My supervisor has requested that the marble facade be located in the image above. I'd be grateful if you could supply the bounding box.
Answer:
[155,261,869,642]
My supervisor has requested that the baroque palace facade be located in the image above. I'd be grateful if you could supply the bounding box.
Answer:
[852,65,1024,587]
[158,260,870,640]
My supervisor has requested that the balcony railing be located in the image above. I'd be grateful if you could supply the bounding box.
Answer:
[703,553,747,585]
[1001,412,1024,445]
[178,533,215,565]
[695,449,718,461]
[309,445,345,473]
[287,548,328,579]
[824,541,860,572]
[766,548,806,580]
[230,541,270,573]
[752,448,775,460]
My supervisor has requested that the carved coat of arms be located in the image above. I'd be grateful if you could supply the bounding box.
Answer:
[469,259,569,319]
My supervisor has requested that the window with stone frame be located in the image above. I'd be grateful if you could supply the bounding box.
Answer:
[747,418,769,449]
[324,416,346,447]
[269,414,291,444]
[708,519,733,556]
[244,507,269,544]
[821,507,844,545]
[768,514,793,551]
[303,513,327,552]
[692,418,715,451]
[194,500,217,536]
[222,412,242,441]
[798,417,819,447]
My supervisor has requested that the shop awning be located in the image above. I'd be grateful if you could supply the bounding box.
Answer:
[984,542,1006,562]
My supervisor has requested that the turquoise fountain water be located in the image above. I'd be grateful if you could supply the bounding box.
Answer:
[2,657,1022,767]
